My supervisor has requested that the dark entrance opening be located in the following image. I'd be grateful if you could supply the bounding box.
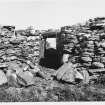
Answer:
[39,48,62,69]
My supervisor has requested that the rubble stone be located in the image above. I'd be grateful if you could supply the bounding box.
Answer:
[17,71,35,86]
[57,17,105,72]
[0,70,7,85]
[55,62,74,81]
[0,25,41,87]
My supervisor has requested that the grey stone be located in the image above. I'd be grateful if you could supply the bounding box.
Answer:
[0,70,7,85]
[17,71,35,86]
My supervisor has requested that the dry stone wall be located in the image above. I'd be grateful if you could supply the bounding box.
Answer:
[0,26,41,86]
[58,17,105,72]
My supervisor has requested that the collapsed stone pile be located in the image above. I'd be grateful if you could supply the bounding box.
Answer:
[58,17,105,73]
[0,26,41,86]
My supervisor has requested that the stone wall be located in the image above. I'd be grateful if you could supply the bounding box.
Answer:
[58,17,105,72]
[0,26,41,86]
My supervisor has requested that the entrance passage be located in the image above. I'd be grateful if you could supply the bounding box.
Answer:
[39,38,61,69]
[39,48,61,69]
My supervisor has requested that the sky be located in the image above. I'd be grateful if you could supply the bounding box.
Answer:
[0,0,105,30]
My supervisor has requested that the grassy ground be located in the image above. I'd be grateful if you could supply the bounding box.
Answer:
[0,67,105,102]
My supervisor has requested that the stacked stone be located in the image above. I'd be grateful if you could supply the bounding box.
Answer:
[59,17,105,71]
[60,26,79,62]
[92,30,105,69]
[77,32,93,69]
[0,26,41,86]
[25,34,41,65]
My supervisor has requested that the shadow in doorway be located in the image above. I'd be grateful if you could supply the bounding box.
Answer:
[39,48,62,69]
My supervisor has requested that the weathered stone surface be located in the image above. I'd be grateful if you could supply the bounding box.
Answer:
[7,61,24,74]
[92,62,104,69]
[0,25,41,87]
[81,70,90,84]
[6,70,20,87]
[55,62,74,80]
[0,70,7,85]
[0,63,7,68]
[75,70,84,80]
[81,56,92,62]
[89,68,105,73]
[61,67,75,83]
[55,62,90,84]
[17,71,35,86]
[56,17,105,80]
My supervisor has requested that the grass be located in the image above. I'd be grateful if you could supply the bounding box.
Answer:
[0,68,105,101]
[0,83,105,101]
